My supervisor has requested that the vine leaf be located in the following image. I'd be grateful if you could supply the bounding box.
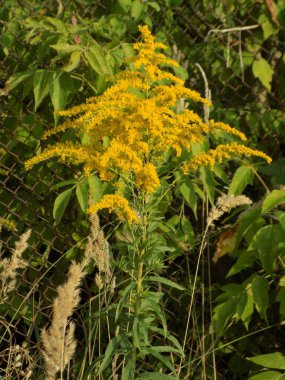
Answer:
[252,58,274,91]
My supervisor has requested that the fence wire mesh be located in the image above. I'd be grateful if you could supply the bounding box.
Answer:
[0,0,284,377]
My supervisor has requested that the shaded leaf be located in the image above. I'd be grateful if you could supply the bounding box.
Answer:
[247,352,285,369]
[228,166,253,195]
[251,275,269,321]
[76,179,89,212]
[33,70,53,110]
[53,188,73,224]
[99,334,125,372]
[248,371,283,380]
[262,190,285,214]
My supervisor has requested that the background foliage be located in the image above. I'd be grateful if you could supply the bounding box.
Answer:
[1,0,285,379]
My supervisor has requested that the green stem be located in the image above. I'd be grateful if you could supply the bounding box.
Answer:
[131,195,147,368]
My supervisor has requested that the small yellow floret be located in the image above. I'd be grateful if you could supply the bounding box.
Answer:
[88,194,138,224]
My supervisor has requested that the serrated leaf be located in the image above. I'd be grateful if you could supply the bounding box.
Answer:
[247,352,285,369]
[53,188,73,224]
[76,179,89,212]
[228,166,253,195]
[252,58,274,91]
[248,371,284,380]
[148,275,185,291]
[262,190,285,214]
[251,275,269,321]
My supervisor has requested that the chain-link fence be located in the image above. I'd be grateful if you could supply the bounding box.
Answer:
[0,0,284,377]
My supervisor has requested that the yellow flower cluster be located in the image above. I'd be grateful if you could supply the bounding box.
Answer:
[88,194,138,224]
[25,25,270,223]
[182,142,272,173]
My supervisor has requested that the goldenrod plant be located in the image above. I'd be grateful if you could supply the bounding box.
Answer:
[25,26,272,379]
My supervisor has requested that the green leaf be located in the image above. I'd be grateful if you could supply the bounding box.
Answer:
[180,218,195,247]
[131,0,145,20]
[140,348,175,372]
[84,45,112,75]
[200,166,216,205]
[0,71,32,96]
[250,225,284,272]
[76,179,89,212]
[64,50,81,72]
[213,298,237,337]
[51,180,76,191]
[252,58,274,91]
[227,249,254,277]
[139,373,178,380]
[50,43,82,53]
[33,70,53,110]
[247,352,285,369]
[148,275,185,291]
[251,275,269,321]
[259,14,278,40]
[148,2,161,11]
[280,276,285,287]
[276,287,285,317]
[178,177,197,216]
[53,188,73,224]
[262,190,285,214]
[133,317,141,348]
[235,207,262,247]
[275,211,285,230]
[116,283,135,321]
[122,362,135,380]
[88,174,103,203]
[99,334,125,372]
[117,0,132,11]
[248,371,284,380]
[228,166,253,195]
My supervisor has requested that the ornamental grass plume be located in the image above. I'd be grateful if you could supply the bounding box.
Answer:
[41,212,109,379]
[0,229,31,303]
[25,25,271,222]
[207,194,253,227]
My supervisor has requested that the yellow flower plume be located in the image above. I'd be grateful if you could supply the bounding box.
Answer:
[25,25,270,223]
